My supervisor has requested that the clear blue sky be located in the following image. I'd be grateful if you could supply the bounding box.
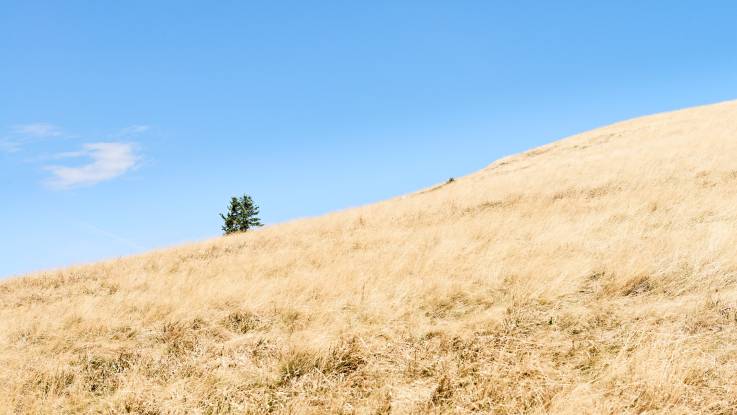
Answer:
[2,1,736,278]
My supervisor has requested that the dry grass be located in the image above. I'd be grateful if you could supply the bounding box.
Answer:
[3,100,737,414]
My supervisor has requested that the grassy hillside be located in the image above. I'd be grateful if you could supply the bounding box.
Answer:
[3,101,737,414]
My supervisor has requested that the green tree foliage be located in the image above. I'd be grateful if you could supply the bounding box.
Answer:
[220,194,263,234]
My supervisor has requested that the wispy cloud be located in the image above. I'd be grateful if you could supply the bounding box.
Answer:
[0,138,21,153]
[13,123,63,138]
[119,125,150,136]
[75,219,145,250]
[1,123,63,153]
[45,142,139,189]
[5,123,148,187]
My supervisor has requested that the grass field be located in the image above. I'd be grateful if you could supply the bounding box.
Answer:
[3,100,737,414]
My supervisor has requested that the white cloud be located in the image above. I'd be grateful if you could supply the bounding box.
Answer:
[45,142,139,189]
[13,123,63,138]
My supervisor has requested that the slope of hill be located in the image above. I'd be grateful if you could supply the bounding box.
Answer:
[3,101,737,414]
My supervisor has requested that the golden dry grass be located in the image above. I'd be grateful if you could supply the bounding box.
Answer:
[3,100,737,414]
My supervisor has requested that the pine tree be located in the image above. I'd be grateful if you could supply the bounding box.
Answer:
[220,194,263,234]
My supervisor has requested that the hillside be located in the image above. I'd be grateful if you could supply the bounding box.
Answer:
[3,100,737,414]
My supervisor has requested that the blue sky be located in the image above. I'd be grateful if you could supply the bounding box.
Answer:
[2,1,736,277]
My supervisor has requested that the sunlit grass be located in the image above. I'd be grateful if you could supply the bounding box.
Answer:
[2,100,737,413]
